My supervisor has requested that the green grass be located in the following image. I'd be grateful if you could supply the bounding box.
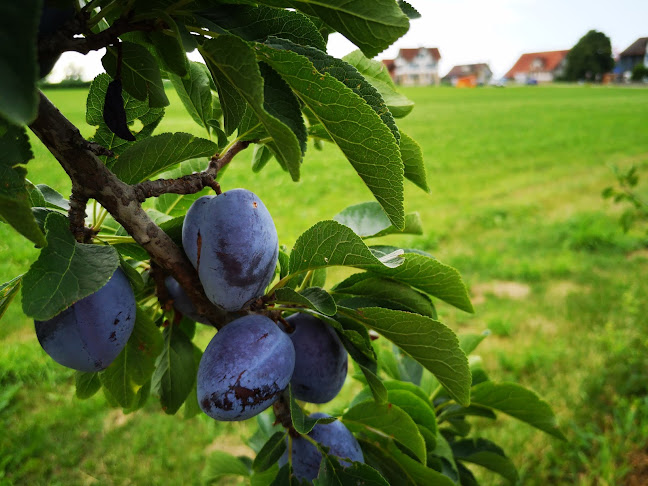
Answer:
[2,85,648,485]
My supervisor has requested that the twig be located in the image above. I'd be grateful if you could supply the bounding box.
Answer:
[68,189,91,243]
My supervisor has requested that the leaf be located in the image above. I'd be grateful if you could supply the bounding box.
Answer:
[150,15,188,77]
[384,389,438,439]
[203,450,250,483]
[315,454,389,486]
[0,2,39,124]
[274,287,337,316]
[369,251,474,313]
[451,438,518,483]
[334,202,422,239]
[35,184,69,211]
[257,44,405,229]
[290,0,409,58]
[358,363,387,405]
[253,431,287,473]
[0,119,47,247]
[75,371,102,400]
[348,307,471,406]
[399,132,430,192]
[343,400,426,463]
[151,325,197,414]
[102,41,169,108]
[184,345,204,419]
[252,144,275,173]
[357,440,417,486]
[22,212,120,321]
[0,275,22,321]
[470,382,566,440]
[384,441,455,486]
[287,221,404,278]
[109,132,216,184]
[103,79,136,141]
[459,331,490,355]
[200,35,303,180]
[289,385,336,434]
[169,61,214,133]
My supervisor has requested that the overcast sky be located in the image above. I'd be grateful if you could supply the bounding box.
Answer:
[50,0,648,81]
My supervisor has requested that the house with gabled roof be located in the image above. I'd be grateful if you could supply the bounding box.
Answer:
[382,47,442,86]
[616,37,648,76]
[442,63,493,86]
[505,50,570,83]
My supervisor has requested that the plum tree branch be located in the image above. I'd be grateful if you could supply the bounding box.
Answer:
[29,91,238,329]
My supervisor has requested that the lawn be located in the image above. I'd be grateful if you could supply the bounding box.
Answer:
[2,84,648,485]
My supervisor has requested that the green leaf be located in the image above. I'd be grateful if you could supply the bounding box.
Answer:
[251,144,274,173]
[203,450,250,483]
[109,132,216,184]
[398,1,421,19]
[278,248,291,280]
[0,2,39,124]
[274,287,337,316]
[22,212,120,321]
[184,345,204,419]
[169,62,213,133]
[357,439,417,486]
[287,221,404,278]
[102,41,169,108]
[36,184,69,210]
[315,454,389,486]
[348,307,471,406]
[257,44,405,229]
[334,202,422,239]
[459,331,490,355]
[0,120,47,247]
[0,275,22,321]
[343,400,426,463]
[470,382,566,440]
[151,325,197,414]
[200,4,327,51]
[149,15,188,77]
[399,132,430,192]
[289,385,336,434]
[383,389,437,439]
[358,363,387,405]
[384,441,455,486]
[369,251,474,313]
[75,371,101,400]
[253,431,287,473]
[290,0,409,58]
[200,35,303,180]
[452,438,518,483]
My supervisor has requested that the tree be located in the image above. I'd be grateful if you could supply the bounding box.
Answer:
[0,1,564,483]
[564,30,614,81]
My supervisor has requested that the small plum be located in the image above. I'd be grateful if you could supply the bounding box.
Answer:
[35,268,136,372]
[164,276,210,325]
[182,189,278,311]
[197,314,295,421]
[279,413,364,481]
[286,313,348,403]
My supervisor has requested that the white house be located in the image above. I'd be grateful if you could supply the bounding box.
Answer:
[383,48,441,86]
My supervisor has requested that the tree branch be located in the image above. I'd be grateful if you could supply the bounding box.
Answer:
[29,91,236,329]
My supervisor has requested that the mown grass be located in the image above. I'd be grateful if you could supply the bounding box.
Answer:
[1,85,648,485]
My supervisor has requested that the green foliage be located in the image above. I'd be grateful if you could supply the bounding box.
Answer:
[631,63,648,82]
[564,30,614,81]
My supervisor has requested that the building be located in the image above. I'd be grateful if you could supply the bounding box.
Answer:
[382,47,441,86]
[616,37,648,76]
[442,63,493,86]
[505,50,570,83]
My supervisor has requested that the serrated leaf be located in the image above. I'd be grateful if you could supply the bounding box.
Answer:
[169,61,213,133]
[151,324,196,414]
[274,287,336,316]
[315,453,389,486]
[369,250,474,313]
[257,44,404,228]
[287,221,404,278]
[290,0,409,58]
[0,119,46,247]
[0,2,39,124]
[102,41,169,108]
[289,384,336,434]
[399,132,429,192]
[451,438,518,483]
[347,307,471,406]
[109,132,216,184]
[203,450,250,483]
[253,431,287,473]
[398,1,421,19]
[22,212,120,320]
[0,275,22,321]
[470,382,566,440]
[334,202,422,239]
[343,400,426,463]
[200,35,303,180]
[75,371,101,400]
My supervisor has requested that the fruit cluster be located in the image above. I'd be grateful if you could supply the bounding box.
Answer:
[35,188,362,482]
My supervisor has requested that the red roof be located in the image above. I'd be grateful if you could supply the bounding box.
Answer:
[398,48,441,61]
[505,50,569,79]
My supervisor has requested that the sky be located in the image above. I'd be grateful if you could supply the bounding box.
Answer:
[49,0,648,82]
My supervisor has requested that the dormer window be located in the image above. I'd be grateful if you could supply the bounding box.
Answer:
[531,58,544,69]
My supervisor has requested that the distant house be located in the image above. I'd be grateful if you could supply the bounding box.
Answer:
[505,50,570,83]
[616,37,648,75]
[382,48,441,86]
[442,63,493,86]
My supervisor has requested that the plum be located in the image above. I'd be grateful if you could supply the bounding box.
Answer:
[182,189,278,311]
[35,268,136,372]
[164,276,210,325]
[286,313,348,403]
[197,314,295,421]
[279,413,364,481]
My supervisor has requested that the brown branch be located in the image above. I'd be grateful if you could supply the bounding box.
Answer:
[68,189,91,243]
[29,91,236,329]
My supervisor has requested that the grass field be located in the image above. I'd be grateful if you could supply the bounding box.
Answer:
[2,84,648,485]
